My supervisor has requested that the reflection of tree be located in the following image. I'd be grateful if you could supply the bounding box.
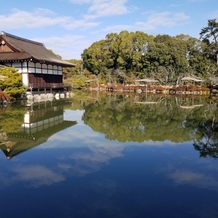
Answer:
[191,100,218,158]
[0,104,26,133]
[82,94,207,143]
[69,90,102,110]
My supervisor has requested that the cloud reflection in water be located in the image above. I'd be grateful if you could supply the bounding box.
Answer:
[13,165,65,187]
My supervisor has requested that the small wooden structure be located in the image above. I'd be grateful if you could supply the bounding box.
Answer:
[134,78,159,85]
[180,76,204,85]
[0,31,75,94]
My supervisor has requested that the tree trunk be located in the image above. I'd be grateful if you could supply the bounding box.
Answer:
[217,53,218,69]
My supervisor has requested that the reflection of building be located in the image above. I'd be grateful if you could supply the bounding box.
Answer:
[0,102,77,159]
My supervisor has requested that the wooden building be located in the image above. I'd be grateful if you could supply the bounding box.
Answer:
[0,31,75,94]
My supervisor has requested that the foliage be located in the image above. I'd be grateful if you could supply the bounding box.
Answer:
[0,67,26,98]
[81,30,217,84]
[200,19,218,68]
[71,75,89,89]
[63,59,82,81]
[63,59,95,88]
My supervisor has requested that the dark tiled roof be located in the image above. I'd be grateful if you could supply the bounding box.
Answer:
[0,31,75,67]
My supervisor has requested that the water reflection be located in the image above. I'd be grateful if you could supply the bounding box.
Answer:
[12,164,65,187]
[0,93,218,217]
[79,92,218,158]
[0,101,77,159]
[0,93,218,160]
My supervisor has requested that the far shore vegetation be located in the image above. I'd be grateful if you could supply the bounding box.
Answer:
[64,19,218,89]
[0,18,218,98]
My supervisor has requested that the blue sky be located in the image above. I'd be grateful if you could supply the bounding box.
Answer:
[0,0,217,60]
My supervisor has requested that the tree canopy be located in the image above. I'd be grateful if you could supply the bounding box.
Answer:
[200,18,218,68]
[80,28,217,85]
[0,67,26,98]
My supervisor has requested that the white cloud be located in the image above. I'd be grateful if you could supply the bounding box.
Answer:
[169,169,218,190]
[135,11,190,31]
[70,0,130,19]
[99,24,133,34]
[0,8,98,30]
[13,165,65,187]
[64,19,99,30]
[57,142,124,176]
[170,169,204,182]
[58,163,72,172]
[169,4,181,7]
[0,8,70,29]
[88,0,129,18]
[70,143,123,163]
[33,34,94,59]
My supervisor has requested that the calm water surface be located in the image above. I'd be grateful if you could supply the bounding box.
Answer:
[0,92,218,218]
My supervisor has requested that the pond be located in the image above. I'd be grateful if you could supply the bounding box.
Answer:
[0,91,218,218]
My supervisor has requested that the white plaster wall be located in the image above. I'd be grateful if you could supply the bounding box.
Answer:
[22,73,28,86]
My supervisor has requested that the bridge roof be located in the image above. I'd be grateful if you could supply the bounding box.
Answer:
[181,76,204,82]
[135,78,159,83]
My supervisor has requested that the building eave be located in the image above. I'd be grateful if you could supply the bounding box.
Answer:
[0,31,76,67]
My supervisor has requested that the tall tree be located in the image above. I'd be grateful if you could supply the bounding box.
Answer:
[200,19,218,68]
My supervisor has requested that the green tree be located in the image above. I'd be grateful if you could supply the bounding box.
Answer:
[81,31,213,83]
[63,59,83,82]
[200,19,218,68]
[82,40,111,75]
[0,67,26,98]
